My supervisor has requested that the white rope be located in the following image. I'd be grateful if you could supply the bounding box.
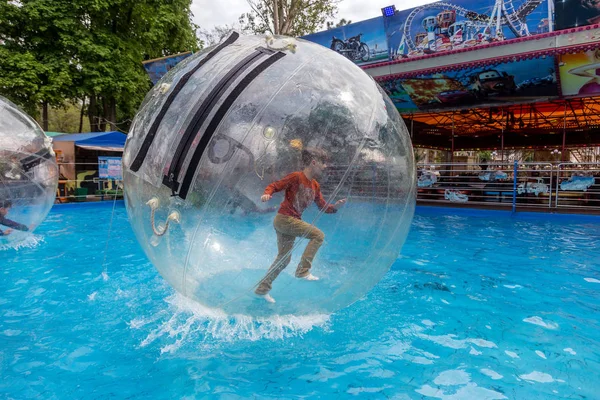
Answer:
[146,197,181,237]
[100,190,120,280]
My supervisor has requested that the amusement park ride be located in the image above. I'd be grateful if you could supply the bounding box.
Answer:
[394,0,554,57]
[358,2,600,153]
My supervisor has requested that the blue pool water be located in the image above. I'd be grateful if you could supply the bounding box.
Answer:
[1,202,599,399]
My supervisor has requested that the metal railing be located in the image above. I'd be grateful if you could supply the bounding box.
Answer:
[54,160,600,212]
[418,162,516,208]
[555,163,600,210]
[417,161,600,212]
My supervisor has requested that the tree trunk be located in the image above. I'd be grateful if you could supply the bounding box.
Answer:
[42,101,49,131]
[278,0,285,33]
[281,3,295,35]
[88,95,100,132]
[99,97,108,132]
[79,97,86,133]
[273,0,280,34]
[108,97,117,131]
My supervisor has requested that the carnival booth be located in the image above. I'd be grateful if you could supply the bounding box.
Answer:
[52,131,126,200]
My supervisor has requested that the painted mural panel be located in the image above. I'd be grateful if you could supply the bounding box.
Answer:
[301,17,389,66]
[142,52,193,85]
[379,80,420,113]
[559,50,600,96]
[555,0,600,30]
[382,56,558,112]
[384,0,551,60]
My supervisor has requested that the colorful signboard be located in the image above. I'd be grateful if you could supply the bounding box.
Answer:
[555,0,600,30]
[384,0,551,60]
[142,52,193,85]
[98,156,122,180]
[383,56,558,112]
[303,0,552,63]
[302,17,389,66]
[559,50,600,97]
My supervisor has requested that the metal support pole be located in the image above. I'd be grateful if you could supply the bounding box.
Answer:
[562,103,567,162]
[512,160,518,213]
[451,114,455,163]
[501,131,505,162]
[549,164,554,208]
[501,108,505,163]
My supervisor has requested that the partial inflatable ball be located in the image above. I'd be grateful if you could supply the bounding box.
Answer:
[0,96,58,245]
[123,33,416,316]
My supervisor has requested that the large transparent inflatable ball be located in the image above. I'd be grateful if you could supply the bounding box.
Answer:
[0,96,58,246]
[123,33,416,316]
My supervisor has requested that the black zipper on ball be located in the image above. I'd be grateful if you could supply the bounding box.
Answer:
[130,32,239,173]
[165,48,286,200]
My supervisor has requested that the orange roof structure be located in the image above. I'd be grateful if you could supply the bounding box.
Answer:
[404,98,600,150]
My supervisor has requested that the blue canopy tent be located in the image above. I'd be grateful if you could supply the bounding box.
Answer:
[52,131,127,152]
[51,132,127,200]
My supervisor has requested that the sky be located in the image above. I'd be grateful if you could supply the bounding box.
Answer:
[190,0,438,32]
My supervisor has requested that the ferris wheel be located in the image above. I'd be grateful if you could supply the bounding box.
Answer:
[401,0,549,51]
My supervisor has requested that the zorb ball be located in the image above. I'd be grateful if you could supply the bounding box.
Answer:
[0,96,58,245]
[123,33,416,316]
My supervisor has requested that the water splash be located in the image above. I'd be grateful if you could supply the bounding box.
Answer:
[132,294,331,353]
[0,234,44,251]
[523,316,559,330]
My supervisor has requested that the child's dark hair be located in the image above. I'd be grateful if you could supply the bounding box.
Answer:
[301,147,328,167]
[0,200,12,209]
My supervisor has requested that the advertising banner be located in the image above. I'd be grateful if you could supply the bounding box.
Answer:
[381,56,558,112]
[559,50,600,97]
[142,52,193,85]
[98,156,123,180]
[302,17,389,66]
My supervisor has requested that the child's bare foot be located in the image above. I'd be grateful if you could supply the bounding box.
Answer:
[302,274,319,281]
[257,293,276,303]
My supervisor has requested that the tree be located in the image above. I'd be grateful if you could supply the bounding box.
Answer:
[0,1,79,127]
[45,102,91,133]
[198,24,245,47]
[71,0,200,132]
[239,0,339,37]
[326,18,351,30]
[0,0,199,132]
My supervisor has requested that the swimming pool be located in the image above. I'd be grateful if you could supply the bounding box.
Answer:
[1,202,599,399]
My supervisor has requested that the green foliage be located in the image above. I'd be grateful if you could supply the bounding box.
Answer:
[44,102,91,133]
[198,24,246,47]
[477,150,492,161]
[239,0,338,37]
[521,150,534,162]
[0,0,78,116]
[414,149,425,164]
[434,151,448,164]
[326,18,351,30]
[0,0,199,132]
[0,49,44,116]
[69,0,200,131]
